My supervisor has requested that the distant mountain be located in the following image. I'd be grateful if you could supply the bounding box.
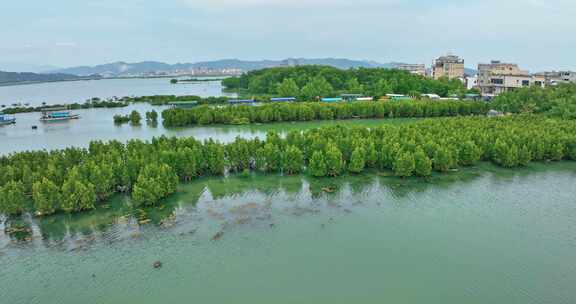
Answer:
[51,58,477,78]
[278,58,385,69]
[52,58,397,77]
[189,59,281,71]
[53,61,175,77]
[53,60,271,76]
[376,62,413,69]
[0,62,61,73]
[464,68,477,76]
[0,71,95,86]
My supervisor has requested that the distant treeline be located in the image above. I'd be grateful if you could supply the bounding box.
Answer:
[492,84,576,119]
[1,99,128,114]
[170,78,226,83]
[222,65,470,98]
[2,115,575,217]
[1,95,229,115]
[161,100,489,127]
[122,95,229,106]
[114,110,158,125]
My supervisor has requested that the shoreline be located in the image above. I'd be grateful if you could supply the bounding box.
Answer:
[1,160,575,245]
[0,75,230,88]
[0,77,101,88]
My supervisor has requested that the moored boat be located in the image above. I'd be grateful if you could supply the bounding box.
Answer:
[40,107,80,122]
[0,113,16,125]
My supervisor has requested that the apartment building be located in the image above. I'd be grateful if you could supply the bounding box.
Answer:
[432,55,465,80]
[466,74,478,90]
[534,71,576,86]
[477,61,544,96]
[395,64,426,76]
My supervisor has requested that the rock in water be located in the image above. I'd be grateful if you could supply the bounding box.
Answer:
[211,231,224,241]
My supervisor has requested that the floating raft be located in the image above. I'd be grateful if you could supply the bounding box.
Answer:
[0,114,16,125]
[40,107,80,122]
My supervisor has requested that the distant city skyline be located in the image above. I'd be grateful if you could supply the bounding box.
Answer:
[2,0,575,72]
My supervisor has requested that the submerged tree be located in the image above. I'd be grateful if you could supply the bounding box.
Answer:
[325,144,343,177]
[414,149,432,177]
[61,168,97,213]
[146,110,158,125]
[433,147,455,172]
[459,141,482,166]
[130,110,142,125]
[32,178,61,216]
[261,143,282,173]
[132,163,178,207]
[284,146,303,175]
[348,147,366,174]
[309,151,328,177]
[0,181,26,216]
[492,139,518,168]
[517,145,533,166]
[393,151,415,177]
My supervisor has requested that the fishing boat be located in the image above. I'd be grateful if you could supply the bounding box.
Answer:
[40,107,80,122]
[0,114,16,125]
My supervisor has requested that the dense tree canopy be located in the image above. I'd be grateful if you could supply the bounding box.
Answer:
[222,65,466,98]
[122,95,229,106]
[132,163,178,207]
[276,78,301,97]
[146,110,158,124]
[492,84,576,119]
[162,100,488,127]
[1,115,575,217]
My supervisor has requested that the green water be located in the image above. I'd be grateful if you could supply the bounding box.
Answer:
[0,102,417,155]
[2,162,576,303]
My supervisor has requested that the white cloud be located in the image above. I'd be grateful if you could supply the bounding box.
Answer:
[54,42,78,47]
[183,0,338,7]
[179,0,402,9]
[180,0,576,12]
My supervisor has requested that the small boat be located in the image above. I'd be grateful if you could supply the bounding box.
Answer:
[0,114,16,125]
[40,107,80,122]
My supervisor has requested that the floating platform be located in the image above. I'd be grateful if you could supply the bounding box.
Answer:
[0,114,16,125]
[40,113,80,122]
[40,107,80,122]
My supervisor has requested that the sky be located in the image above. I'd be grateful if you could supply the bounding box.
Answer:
[1,0,575,72]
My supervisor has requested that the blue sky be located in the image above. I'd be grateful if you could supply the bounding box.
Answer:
[1,0,575,71]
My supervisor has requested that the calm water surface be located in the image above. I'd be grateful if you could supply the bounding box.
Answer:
[0,103,418,155]
[2,78,575,303]
[1,163,576,303]
[0,77,232,106]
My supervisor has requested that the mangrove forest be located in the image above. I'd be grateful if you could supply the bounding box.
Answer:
[1,115,576,217]
[161,100,488,127]
[492,83,576,119]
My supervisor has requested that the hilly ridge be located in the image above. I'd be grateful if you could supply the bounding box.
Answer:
[52,58,400,76]
[0,71,93,86]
